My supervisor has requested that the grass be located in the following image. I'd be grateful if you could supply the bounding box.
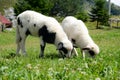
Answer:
[0,27,120,80]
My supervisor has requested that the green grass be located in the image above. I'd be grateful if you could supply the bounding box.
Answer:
[0,28,120,80]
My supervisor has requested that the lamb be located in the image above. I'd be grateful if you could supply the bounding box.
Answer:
[61,16,100,58]
[16,10,73,58]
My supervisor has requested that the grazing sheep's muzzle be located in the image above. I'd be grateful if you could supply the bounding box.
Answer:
[89,50,95,57]
[82,48,96,57]
[59,50,71,58]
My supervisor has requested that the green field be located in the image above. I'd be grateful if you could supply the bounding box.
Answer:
[0,27,120,80]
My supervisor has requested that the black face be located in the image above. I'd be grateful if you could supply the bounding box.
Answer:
[60,47,68,54]
[58,42,69,58]
[59,47,69,58]
[58,42,68,54]
[89,50,95,56]
[59,50,66,58]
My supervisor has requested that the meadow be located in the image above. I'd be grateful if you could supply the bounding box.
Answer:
[0,27,120,80]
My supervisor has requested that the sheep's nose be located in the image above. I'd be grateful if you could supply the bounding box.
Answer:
[89,50,95,56]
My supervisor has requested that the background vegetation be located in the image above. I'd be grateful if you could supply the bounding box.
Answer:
[0,0,120,27]
[0,0,120,79]
[13,0,120,27]
[0,0,120,16]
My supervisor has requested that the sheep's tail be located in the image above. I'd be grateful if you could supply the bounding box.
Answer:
[16,19,21,44]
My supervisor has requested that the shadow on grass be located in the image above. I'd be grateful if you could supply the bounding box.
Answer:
[3,53,20,59]
[37,53,61,59]
[3,52,63,60]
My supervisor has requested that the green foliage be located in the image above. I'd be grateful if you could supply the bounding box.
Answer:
[14,0,31,15]
[50,0,81,16]
[14,0,82,16]
[14,0,91,21]
[14,0,53,15]
[90,0,109,28]
[1,0,120,21]
[75,12,89,22]
[26,0,53,15]
[15,0,120,23]
[0,28,120,79]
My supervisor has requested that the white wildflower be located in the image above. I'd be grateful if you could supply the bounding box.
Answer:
[85,63,88,68]
[64,67,68,71]
[35,70,40,75]
[58,58,64,61]
[34,66,38,70]
[77,68,82,71]
[48,67,53,71]
[26,64,32,69]
[92,61,97,65]
[81,71,86,75]
[95,77,101,80]
[0,66,8,71]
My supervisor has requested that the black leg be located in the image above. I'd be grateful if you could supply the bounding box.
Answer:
[39,39,46,58]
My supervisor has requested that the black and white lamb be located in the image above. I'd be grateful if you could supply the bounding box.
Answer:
[16,10,73,58]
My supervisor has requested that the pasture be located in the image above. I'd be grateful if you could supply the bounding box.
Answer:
[0,28,120,80]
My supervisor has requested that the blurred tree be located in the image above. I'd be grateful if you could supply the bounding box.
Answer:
[75,0,90,21]
[50,0,81,16]
[90,0,109,28]
[50,0,90,21]
[14,0,53,15]
[14,0,89,21]
[26,0,53,15]
[14,0,31,15]
[14,0,113,24]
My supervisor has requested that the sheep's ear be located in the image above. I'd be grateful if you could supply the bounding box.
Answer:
[57,42,63,50]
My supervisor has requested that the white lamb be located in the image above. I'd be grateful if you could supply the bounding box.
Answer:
[16,10,73,58]
[61,16,100,58]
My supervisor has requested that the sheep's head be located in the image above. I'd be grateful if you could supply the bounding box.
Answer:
[57,40,73,58]
[82,44,99,57]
